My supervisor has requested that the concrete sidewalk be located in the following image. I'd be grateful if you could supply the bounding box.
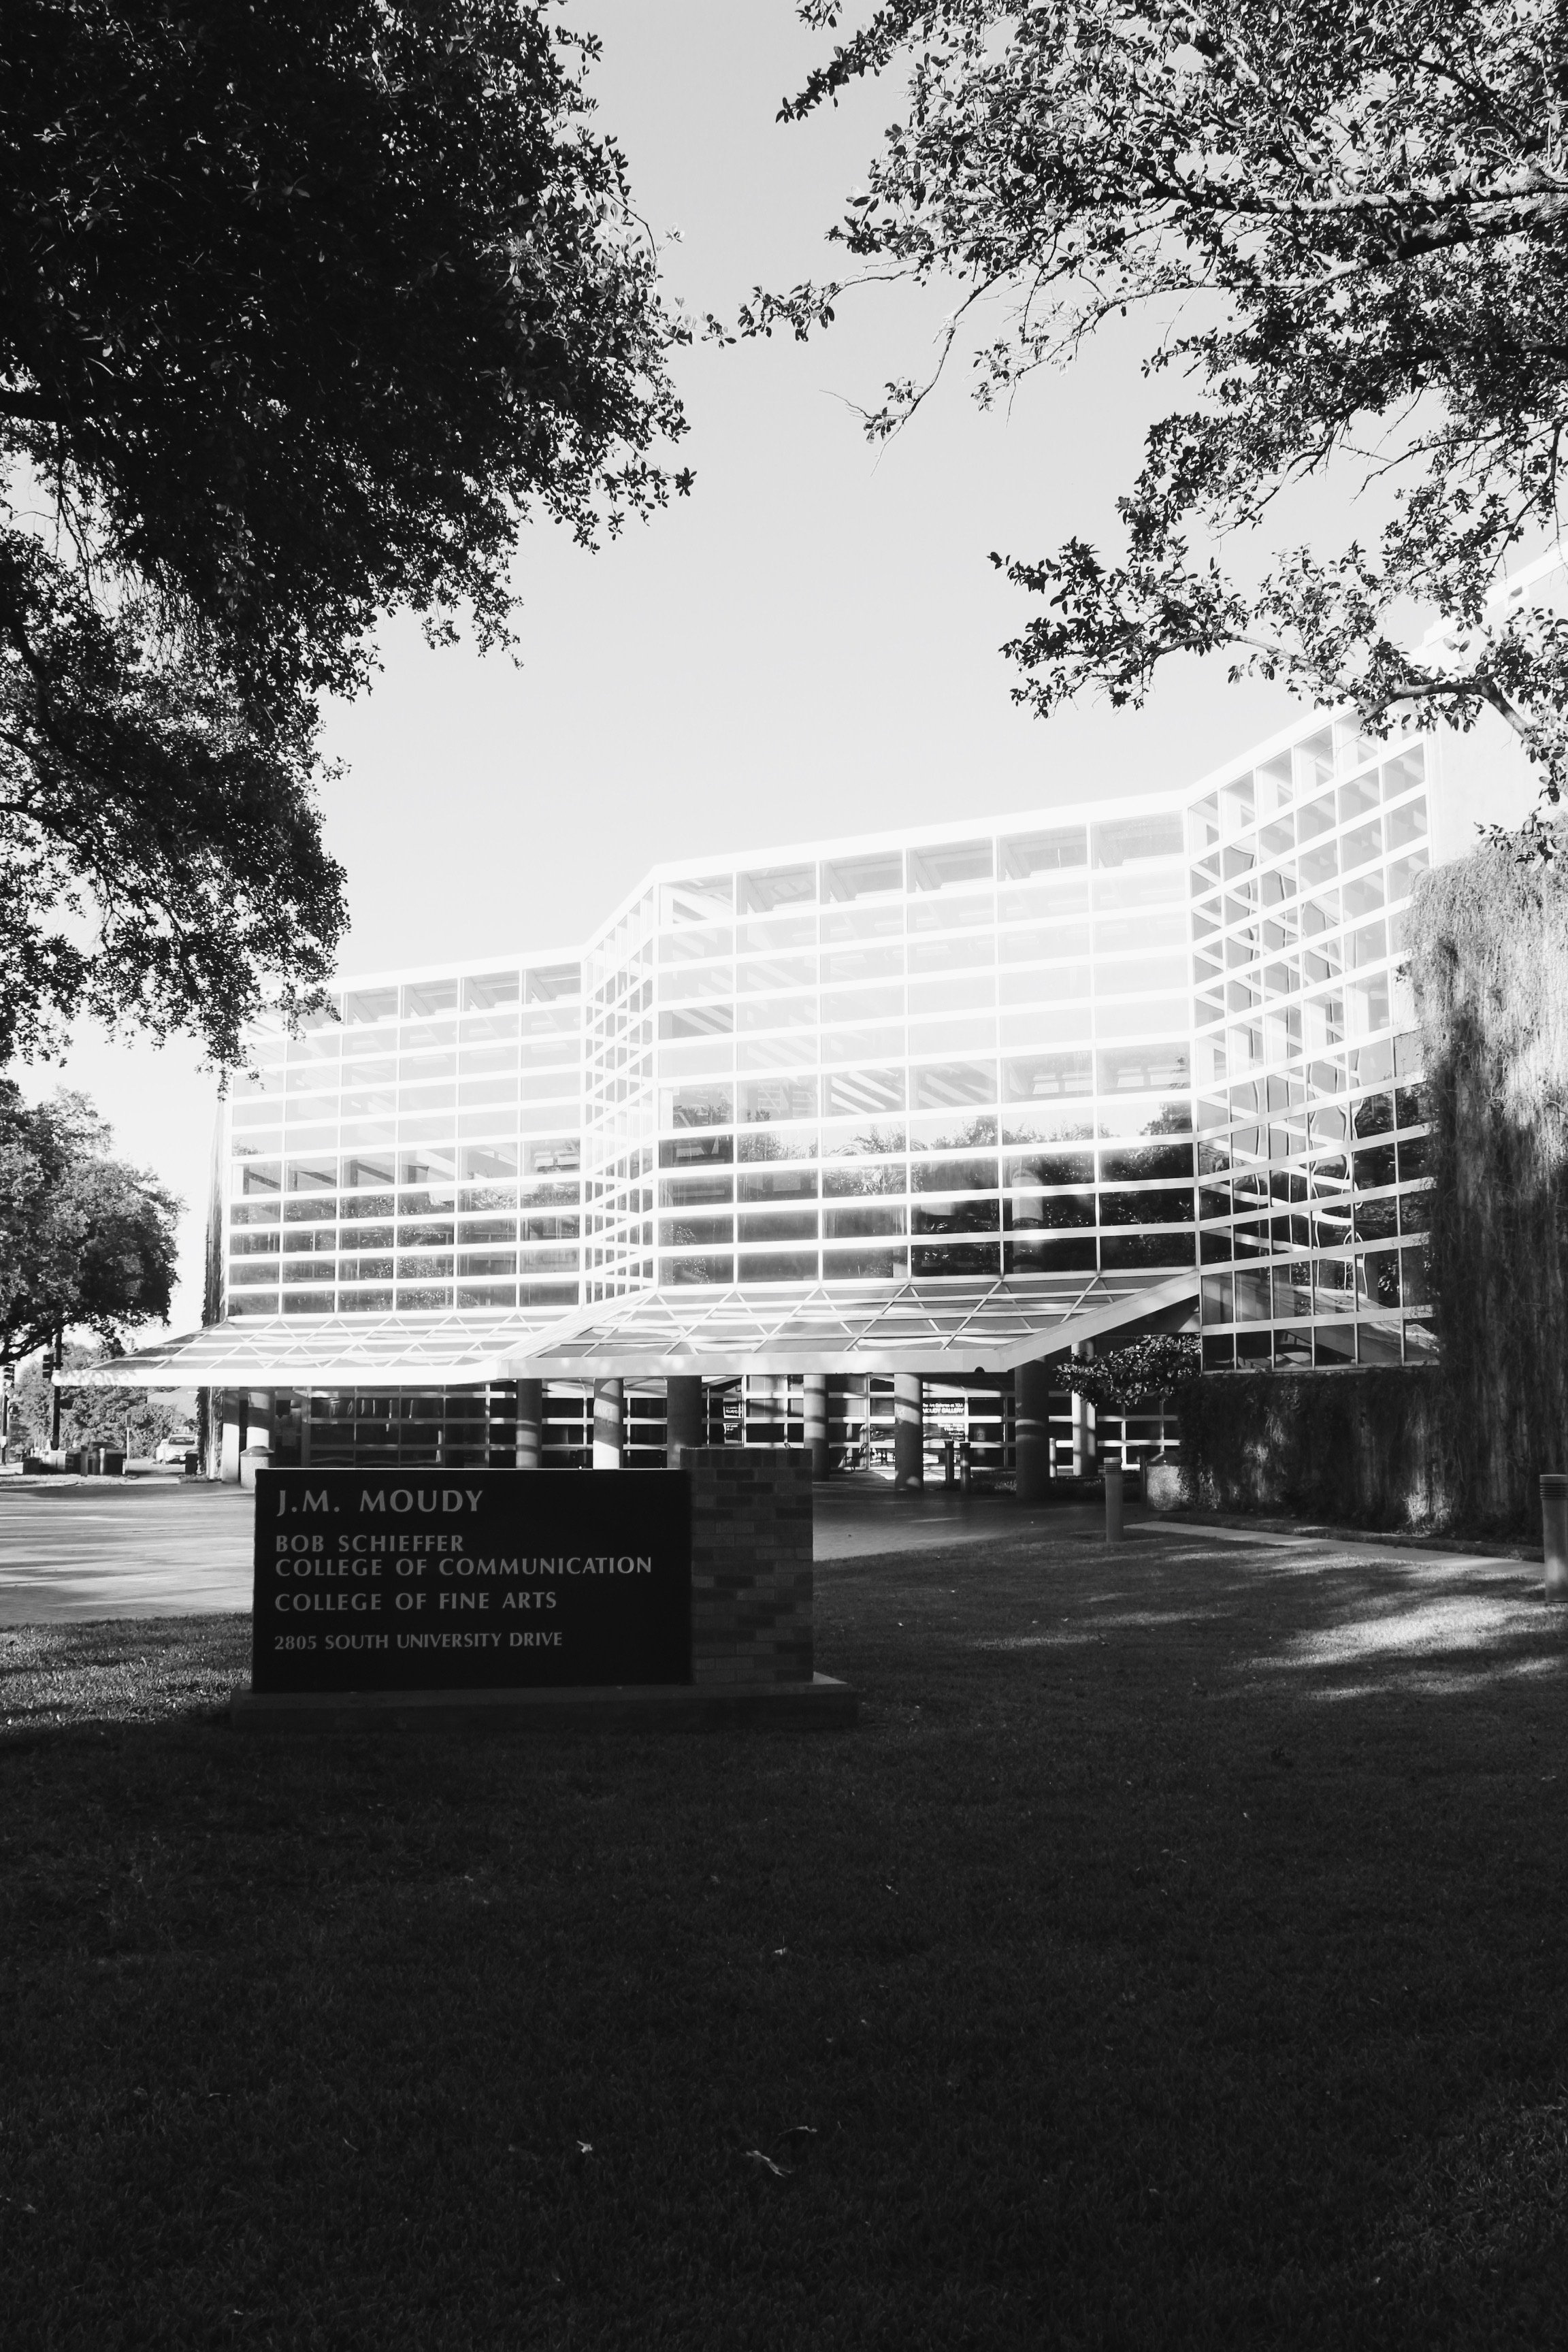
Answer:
[813,1475,1102,1558]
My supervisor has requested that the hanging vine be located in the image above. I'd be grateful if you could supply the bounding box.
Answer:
[1405,836,1568,1533]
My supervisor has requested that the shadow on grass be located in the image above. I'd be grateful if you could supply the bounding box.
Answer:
[3,1533,1568,2349]
[991,1526,1568,1710]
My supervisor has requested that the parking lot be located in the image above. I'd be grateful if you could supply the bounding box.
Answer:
[0,1478,256,1620]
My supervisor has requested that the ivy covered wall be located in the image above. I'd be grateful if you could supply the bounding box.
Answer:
[1404,840,1568,1535]
[1175,1368,1448,1529]
[1177,833,1568,1539]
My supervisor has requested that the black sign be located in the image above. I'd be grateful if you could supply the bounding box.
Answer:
[251,1469,691,1695]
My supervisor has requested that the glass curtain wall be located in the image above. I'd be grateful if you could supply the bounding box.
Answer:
[640,809,1197,1301]
[224,963,585,1318]
[582,893,658,1299]
[1190,727,1433,1368]
[216,706,1435,1381]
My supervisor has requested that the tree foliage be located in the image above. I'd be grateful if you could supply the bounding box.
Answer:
[1,1,688,1062]
[761,1,1568,806]
[9,1339,189,1458]
[0,1080,180,1363]
[1063,1332,1200,1409]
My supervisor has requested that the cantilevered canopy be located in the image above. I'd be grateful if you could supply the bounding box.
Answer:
[65,1271,1197,1391]
[62,1311,564,1390]
[508,1271,1198,1380]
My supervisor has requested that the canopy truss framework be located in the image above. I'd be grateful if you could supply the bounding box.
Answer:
[510,1270,1198,1379]
[61,1309,560,1392]
[63,1269,1198,1390]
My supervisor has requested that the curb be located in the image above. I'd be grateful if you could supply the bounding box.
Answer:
[1156,1509,1544,1564]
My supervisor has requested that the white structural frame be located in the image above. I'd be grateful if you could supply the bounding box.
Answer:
[71,682,1536,1401]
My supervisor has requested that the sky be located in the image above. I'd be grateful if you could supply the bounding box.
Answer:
[29,1,1316,1332]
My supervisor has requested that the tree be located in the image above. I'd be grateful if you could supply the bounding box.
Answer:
[758,1,1568,811]
[0,1079,180,1367]
[1,1,689,1064]
[9,1339,189,1459]
[1062,1333,1200,1411]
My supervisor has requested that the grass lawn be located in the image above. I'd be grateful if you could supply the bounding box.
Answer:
[3,1520,1568,2350]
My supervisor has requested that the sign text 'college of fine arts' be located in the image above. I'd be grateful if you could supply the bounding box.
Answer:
[251,1469,692,1694]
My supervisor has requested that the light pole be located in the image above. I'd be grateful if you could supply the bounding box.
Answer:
[48,1325,64,1456]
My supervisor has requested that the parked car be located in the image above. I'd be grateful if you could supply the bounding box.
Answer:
[154,1434,197,1464]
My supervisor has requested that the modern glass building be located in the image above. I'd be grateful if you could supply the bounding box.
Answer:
[100,695,1507,1480]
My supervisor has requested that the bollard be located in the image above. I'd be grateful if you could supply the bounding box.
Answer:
[1104,1462,1124,1545]
[1542,1474,1568,1601]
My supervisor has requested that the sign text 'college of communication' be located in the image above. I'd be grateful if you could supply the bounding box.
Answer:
[250,1469,692,1695]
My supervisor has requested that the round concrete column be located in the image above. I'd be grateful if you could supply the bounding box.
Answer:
[1015,1358,1052,1503]
[514,1378,543,1469]
[892,1373,924,1490]
[803,1374,830,1482]
[593,1378,623,1469]
[1071,1342,1096,1480]
[239,1390,274,1490]
[217,1389,244,1484]
[666,1374,704,1464]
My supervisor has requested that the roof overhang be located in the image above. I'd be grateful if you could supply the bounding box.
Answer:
[63,1270,1198,1390]
[61,1311,566,1390]
[504,1270,1198,1380]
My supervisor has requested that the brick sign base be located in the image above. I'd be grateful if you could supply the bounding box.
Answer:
[233,1449,855,1733]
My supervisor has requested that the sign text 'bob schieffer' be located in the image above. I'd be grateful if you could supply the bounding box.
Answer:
[251,1469,692,1695]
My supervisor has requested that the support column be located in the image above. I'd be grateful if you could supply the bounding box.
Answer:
[1015,1359,1052,1503]
[1071,1341,1096,1481]
[218,1389,245,1484]
[666,1374,704,1464]
[593,1378,624,1470]
[270,1391,301,1469]
[802,1373,830,1482]
[892,1373,924,1491]
[240,1390,274,1489]
[515,1378,543,1469]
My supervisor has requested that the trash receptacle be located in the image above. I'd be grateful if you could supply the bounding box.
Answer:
[240,1443,272,1491]
[99,1448,125,1477]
